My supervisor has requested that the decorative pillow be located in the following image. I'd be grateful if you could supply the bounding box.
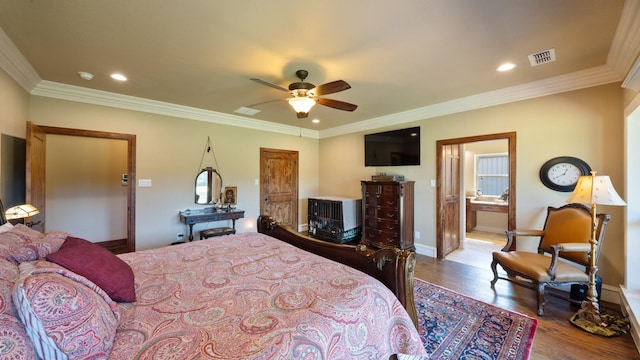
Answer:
[47,236,136,302]
[0,222,14,233]
[13,261,119,359]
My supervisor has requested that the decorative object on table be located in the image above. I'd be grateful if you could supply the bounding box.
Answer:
[223,186,237,206]
[539,156,591,192]
[566,171,629,336]
[195,136,223,205]
[4,204,40,227]
[414,278,537,359]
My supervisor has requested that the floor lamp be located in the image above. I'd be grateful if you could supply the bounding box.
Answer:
[566,171,628,336]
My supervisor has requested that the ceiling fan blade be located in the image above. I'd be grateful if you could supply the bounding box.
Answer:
[250,78,289,92]
[312,80,351,96]
[317,98,358,112]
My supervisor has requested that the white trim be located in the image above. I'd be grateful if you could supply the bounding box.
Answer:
[621,287,640,354]
[0,28,40,91]
[601,283,621,305]
[415,243,437,258]
[320,65,621,138]
[31,81,320,139]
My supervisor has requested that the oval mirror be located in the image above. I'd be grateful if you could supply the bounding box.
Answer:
[195,167,222,205]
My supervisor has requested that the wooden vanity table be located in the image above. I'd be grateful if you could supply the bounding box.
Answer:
[465,198,508,232]
[179,208,244,241]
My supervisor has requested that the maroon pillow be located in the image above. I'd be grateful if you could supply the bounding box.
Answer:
[46,236,136,302]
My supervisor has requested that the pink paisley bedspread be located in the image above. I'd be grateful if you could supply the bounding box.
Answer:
[111,232,426,359]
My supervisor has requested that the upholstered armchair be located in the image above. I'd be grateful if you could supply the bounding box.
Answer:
[490,203,610,316]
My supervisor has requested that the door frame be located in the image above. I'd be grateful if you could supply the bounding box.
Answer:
[27,122,136,252]
[436,132,516,259]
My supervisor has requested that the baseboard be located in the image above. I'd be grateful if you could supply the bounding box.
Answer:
[601,283,621,305]
[620,287,640,354]
[415,244,436,258]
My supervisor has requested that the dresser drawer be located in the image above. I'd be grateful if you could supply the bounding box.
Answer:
[363,184,399,197]
[364,217,399,230]
[363,228,400,247]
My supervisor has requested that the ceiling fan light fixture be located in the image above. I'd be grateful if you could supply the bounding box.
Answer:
[288,97,316,114]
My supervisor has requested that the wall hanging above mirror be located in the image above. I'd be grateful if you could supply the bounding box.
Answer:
[195,136,223,205]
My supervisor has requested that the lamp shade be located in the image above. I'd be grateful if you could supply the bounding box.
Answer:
[288,97,316,114]
[566,173,626,206]
[5,204,40,220]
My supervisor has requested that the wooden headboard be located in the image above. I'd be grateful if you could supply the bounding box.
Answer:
[0,198,6,225]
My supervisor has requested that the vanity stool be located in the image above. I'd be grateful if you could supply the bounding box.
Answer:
[200,227,235,239]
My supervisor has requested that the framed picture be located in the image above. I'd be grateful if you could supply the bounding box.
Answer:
[223,186,237,205]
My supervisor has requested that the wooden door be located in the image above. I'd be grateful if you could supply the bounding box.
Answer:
[260,148,298,229]
[26,122,46,232]
[439,144,461,258]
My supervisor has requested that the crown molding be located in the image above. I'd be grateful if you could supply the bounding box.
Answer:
[608,0,640,78]
[0,28,40,91]
[320,65,622,138]
[31,81,319,139]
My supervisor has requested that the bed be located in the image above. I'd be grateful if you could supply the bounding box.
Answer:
[0,201,425,359]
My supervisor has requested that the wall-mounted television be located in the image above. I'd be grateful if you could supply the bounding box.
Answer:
[364,126,420,167]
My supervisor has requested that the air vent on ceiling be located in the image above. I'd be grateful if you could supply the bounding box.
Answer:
[528,48,556,67]
[234,106,261,116]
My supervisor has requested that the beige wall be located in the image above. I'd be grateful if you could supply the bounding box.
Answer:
[46,136,128,242]
[27,96,320,250]
[319,83,626,287]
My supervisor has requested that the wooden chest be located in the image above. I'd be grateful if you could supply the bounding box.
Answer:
[360,181,415,251]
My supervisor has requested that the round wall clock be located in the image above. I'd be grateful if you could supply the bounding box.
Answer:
[539,156,591,192]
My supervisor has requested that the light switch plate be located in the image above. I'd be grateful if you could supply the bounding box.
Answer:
[138,179,152,187]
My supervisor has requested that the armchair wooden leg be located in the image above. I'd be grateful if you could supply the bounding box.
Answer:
[536,283,545,316]
[490,258,499,287]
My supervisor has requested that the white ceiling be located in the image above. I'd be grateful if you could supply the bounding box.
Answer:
[0,0,637,136]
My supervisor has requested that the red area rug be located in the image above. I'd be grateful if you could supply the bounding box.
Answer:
[414,279,537,359]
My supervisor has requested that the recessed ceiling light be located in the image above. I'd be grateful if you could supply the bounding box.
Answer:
[111,73,128,81]
[312,119,320,123]
[78,71,94,80]
[497,63,516,72]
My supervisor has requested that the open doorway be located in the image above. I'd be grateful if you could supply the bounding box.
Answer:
[26,122,136,252]
[447,140,509,268]
[436,132,516,263]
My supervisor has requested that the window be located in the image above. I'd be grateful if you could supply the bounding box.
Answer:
[476,154,508,196]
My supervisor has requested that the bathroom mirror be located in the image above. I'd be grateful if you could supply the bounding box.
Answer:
[195,167,223,205]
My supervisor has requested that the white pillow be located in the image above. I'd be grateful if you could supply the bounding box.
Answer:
[0,222,14,233]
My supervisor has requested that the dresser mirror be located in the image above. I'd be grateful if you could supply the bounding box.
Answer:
[195,167,222,205]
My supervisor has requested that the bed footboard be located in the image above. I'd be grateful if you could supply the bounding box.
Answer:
[257,215,418,327]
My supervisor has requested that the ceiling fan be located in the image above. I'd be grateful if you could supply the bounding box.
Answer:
[250,70,357,119]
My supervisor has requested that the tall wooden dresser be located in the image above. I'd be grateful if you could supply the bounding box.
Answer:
[360,180,415,251]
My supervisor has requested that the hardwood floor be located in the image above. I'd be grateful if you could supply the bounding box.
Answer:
[414,254,640,359]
